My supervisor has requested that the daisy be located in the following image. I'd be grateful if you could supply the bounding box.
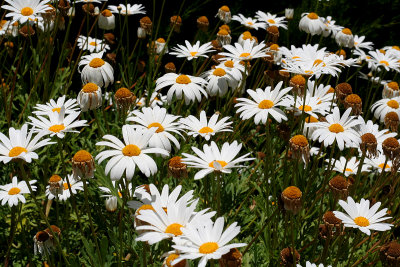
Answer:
[77,36,110,53]
[108,4,145,16]
[235,81,293,124]
[219,39,267,61]
[79,51,114,88]
[355,118,397,153]
[170,40,214,61]
[33,95,79,116]
[299,12,325,36]
[28,107,88,139]
[0,176,37,207]
[201,67,237,96]
[95,125,169,180]
[290,95,331,118]
[335,28,354,48]
[182,141,254,180]
[368,50,400,72]
[309,107,361,150]
[154,73,207,105]
[353,35,374,51]
[333,196,393,235]
[321,16,343,38]
[231,14,266,30]
[99,180,133,199]
[135,195,215,245]
[45,174,84,201]
[330,156,369,177]
[0,124,54,164]
[371,96,400,122]
[179,110,232,141]
[1,0,52,24]
[171,217,246,267]
[365,152,396,173]
[306,80,335,103]
[126,106,183,152]
[216,59,245,84]
[255,11,287,29]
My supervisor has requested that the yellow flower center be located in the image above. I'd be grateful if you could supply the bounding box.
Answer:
[148,122,164,133]
[8,146,28,157]
[267,19,275,24]
[307,12,318,19]
[89,41,97,46]
[329,123,344,133]
[313,59,325,66]
[165,254,180,267]
[122,144,141,157]
[387,100,399,109]
[73,150,92,162]
[102,9,112,17]
[165,223,183,236]
[82,83,98,93]
[224,61,234,68]
[269,44,279,51]
[49,124,65,133]
[209,160,227,168]
[258,99,274,109]
[290,135,308,147]
[52,107,61,113]
[380,60,389,66]
[387,82,399,91]
[239,52,251,58]
[247,21,253,25]
[305,116,319,123]
[8,187,21,195]
[175,75,191,84]
[21,7,34,16]
[49,175,62,183]
[89,58,105,68]
[198,127,214,134]
[354,216,370,227]
[63,182,70,190]
[299,105,312,112]
[199,242,219,254]
[213,68,226,77]
[220,5,230,12]
[345,168,353,172]
[136,204,154,215]
[379,163,391,169]
[342,28,352,35]
[190,51,198,57]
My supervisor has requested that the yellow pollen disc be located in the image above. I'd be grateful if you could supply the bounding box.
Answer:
[82,83,99,93]
[175,75,191,84]
[379,49,386,54]
[291,135,308,146]
[190,51,198,57]
[8,187,21,195]
[305,116,318,123]
[242,31,252,40]
[342,28,352,35]
[354,42,358,45]
[21,7,34,16]
[199,242,219,254]
[267,19,275,24]
[102,9,112,17]
[239,52,251,58]
[380,60,389,66]
[166,254,179,267]
[354,216,370,227]
[299,105,312,112]
[313,59,325,66]
[48,124,65,133]
[209,160,227,168]
[122,144,141,157]
[269,44,279,51]
[213,68,226,77]
[165,223,183,236]
[247,21,253,25]
[387,82,399,91]
[224,61,234,68]
[136,204,154,215]
[73,150,92,162]
[148,122,164,133]
[329,123,344,133]
[63,182,70,190]
[345,168,353,172]
[156,38,166,43]
[218,29,229,36]
[392,46,400,51]
[49,175,62,183]
[8,146,28,157]
[199,126,214,134]
[283,186,302,199]
[89,58,105,68]
[305,70,313,75]
[52,107,61,113]
[89,41,97,46]
[387,100,399,109]
[220,5,230,12]
[258,99,274,109]
[379,163,391,169]
[307,12,318,19]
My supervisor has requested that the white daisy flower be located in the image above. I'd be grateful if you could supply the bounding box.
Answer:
[353,35,374,51]
[290,95,331,118]
[0,176,37,207]
[108,4,145,16]
[255,11,287,29]
[321,16,343,38]
[155,73,207,105]
[95,125,169,180]
[98,9,115,30]
[77,83,102,112]
[201,67,237,96]
[299,12,325,36]
[79,51,114,88]
[77,35,110,53]
[162,250,189,267]
[306,79,335,103]
[171,217,246,267]
[179,110,232,141]
[330,156,369,177]
[182,141,254,180]
[216,59,245,84]
[45,174,84,201]
[371,96,400,122]
[309,107,361,150]
[235,81,293,124]
[126,106,183,152]
[170,40,214,61]
[354,118,397,149]
[135,194,215,245]
[333,196,393,235]
[232,14,266,30]
[220,39,267,61]
[0,124,54,164]
[365,152,396,173]
[368,50,400,72]
[33,95,79,116]
[1,0,52,24]
[28,107,88,139]
[335,28,354,48]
